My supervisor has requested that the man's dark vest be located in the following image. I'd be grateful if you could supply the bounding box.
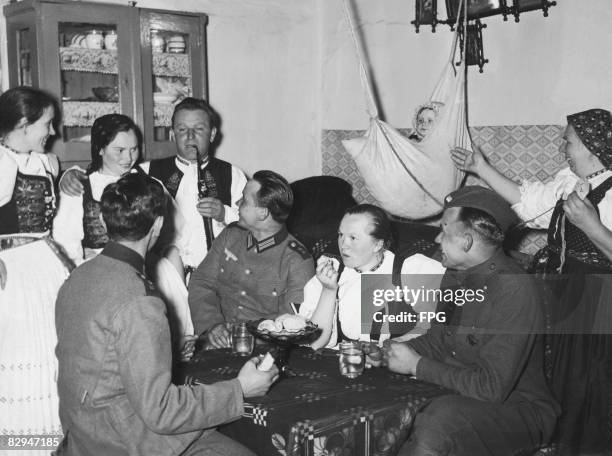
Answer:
[81,177,109,249]
[147,156,232,206]
[0,172,55,235]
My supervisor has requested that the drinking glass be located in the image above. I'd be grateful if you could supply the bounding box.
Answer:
[339,341,364,378]
[231,322,254,356]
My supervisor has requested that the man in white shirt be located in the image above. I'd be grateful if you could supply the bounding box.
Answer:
[59,98,247,272]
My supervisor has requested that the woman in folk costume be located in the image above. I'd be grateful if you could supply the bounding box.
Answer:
[53,114,194,355]
[452,109,612,455]
[300,204,445,350]
[0,86,71,439]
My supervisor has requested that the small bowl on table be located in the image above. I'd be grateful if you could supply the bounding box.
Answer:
[92,87,119,102]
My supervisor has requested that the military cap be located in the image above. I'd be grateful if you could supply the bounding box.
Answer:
[444,186,518,232]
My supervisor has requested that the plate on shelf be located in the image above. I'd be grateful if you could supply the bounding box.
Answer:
[153,93,176,104]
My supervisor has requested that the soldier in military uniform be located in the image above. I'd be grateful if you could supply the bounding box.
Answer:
[188,170,315,348]
[55,173,277,455]
[382,186,560,456]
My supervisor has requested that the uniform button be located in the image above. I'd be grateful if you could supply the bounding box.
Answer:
[240,290,246,296]
[245,269,251,275]
[238,305,243,310]
[451,350,457,357]
[489,263,496,270]
[220,267,224,273]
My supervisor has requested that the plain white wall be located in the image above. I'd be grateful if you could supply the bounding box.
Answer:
[321,0,612,130]
[133,0,322,181]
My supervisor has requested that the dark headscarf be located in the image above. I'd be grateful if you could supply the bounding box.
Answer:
[567,108,612,170]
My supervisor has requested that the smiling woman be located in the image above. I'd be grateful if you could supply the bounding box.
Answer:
[52,113,195,352]
[0,86,70,438]
[53,114,142,263]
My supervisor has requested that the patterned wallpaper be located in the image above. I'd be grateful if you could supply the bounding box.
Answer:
[321,125,566,254]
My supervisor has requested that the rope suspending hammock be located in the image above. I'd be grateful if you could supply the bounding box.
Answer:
[341,0,471,219]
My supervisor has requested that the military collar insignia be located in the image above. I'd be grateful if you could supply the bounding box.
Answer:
[247,226,289,253]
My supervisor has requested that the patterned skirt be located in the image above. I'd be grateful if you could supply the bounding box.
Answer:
[532,246,612,455]
[0,235,72,439]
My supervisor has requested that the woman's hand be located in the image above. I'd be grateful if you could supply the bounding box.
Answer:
[316,257,339,291]
[451,145,487,175]
[563,192,601,235]
[0,259,6,290]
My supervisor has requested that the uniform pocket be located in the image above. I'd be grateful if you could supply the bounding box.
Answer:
[255,279,287,313]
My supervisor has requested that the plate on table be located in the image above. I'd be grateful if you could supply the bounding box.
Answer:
[247,319,321,346]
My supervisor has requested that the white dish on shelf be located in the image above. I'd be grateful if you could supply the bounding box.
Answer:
[71,134,91,143]
[153,93,176,104]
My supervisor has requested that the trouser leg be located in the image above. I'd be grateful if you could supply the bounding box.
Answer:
[181,430,256,456]
[398,395,540,456]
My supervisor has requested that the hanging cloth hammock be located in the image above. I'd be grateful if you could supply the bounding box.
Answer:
[341,0,471,219]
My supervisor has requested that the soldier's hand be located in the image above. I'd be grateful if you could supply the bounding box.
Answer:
[237,357,279,398]
[178,335,197,362]
[59,168,87,196]
[385,341,421,376]
[206,323,231,348]
[362,342,385,368]
[197,197,225,222]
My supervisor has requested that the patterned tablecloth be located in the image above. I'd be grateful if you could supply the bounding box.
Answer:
[180,347,452,456]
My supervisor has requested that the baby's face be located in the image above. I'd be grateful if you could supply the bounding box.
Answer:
[416,108,436,138]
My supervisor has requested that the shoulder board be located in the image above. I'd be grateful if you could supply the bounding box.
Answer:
[287,239,311,260]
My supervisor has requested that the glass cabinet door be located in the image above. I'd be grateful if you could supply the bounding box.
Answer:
[35,2,137,168]
[58,22,121,146]
[140,10,207,160]
[4,1,207,168]
[16,28,33,86]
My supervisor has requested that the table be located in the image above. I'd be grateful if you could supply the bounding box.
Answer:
[179,347,452,456]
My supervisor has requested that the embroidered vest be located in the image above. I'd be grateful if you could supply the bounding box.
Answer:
[147,156,233,206]
[0,171,55,234]
[534,176,612,271]
[82,177,109,249]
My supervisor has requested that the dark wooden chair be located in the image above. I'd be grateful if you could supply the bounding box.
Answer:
[286,176,357,260]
